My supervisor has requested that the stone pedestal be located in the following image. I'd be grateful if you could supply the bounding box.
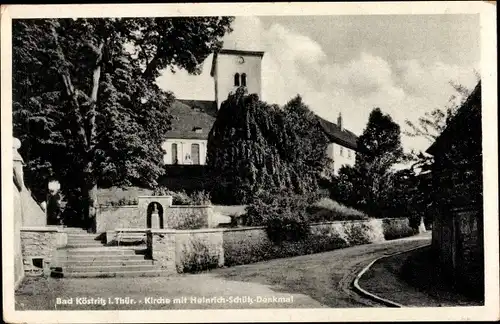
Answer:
[150,212,160,229]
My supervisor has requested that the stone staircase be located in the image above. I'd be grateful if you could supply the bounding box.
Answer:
[50,227,165,278]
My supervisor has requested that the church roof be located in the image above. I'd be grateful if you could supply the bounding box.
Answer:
[165,99,217,140]
[166,99,359,150]
[316,116,359,151]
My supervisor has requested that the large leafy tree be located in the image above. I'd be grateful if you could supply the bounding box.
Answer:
[333,108,404,217]
[13,17,233,229]
[206,89,329,205]
[405,78,478,143]
[402,78,480,226]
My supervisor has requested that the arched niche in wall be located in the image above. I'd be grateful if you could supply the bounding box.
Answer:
[138,196,172,229]
[146,202,164,229]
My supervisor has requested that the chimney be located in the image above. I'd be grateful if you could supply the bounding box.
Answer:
[337,112,343,131]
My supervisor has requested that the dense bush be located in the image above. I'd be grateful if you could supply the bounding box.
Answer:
[306,226,349,253]
[153,187,211,206]
[245,190,314,243]
[382,218,416,240]
[174,213,207,230]
[190,190,211,205]
[307,198,368,222]
[97,186,152,207]
[264,212,310,244]
[343,221,379,245]
[178,239,220,273]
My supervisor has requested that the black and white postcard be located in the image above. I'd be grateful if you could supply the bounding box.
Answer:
[2,2,498,323]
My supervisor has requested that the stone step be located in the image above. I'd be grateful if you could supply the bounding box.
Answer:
[66,242,103,246]
[67,234,100,239]
[66,243,106,248]
[116,235,146,239]
[52,259,154,267]
[51,269,167,278]
[55,254,148,262]
[63,228,90,233]
[64,246,141,252]
[62,264,159,273]
[67,237,102,242]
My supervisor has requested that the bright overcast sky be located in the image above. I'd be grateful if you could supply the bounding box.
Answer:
[156,15,480,153]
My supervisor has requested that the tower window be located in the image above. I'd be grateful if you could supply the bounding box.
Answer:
[241,73,247,87]
[234,73,240,86]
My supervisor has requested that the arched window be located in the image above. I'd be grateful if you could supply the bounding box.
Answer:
[171,143,178,164]
[191,143,200,165]
[234,73,240,86]
[241,73,247,86]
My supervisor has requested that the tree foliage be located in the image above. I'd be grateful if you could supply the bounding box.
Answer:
[332,108,405,218]
[13,17,233,228]
[206,88,329,204]
[404,77,479,143]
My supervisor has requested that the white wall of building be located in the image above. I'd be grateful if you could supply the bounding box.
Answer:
[326,143,356,174]
[162,139,208,165]
[163,138,355,171]
[215,52,263,109]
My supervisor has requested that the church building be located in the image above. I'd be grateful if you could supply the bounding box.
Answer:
[161,48,358,175]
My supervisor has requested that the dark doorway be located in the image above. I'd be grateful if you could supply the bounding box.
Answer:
[146,202,164,229]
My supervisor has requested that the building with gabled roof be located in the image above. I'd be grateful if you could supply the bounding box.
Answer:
[426,81,483,299]
[161,48,360,174]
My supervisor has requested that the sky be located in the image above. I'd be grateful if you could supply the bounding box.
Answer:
[156,15,480,154]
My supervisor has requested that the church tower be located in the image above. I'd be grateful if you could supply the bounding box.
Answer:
[210,49,265,109]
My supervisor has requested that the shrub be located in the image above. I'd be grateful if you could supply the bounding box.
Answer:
[174,213,207,230]
[307,226,349,253]
[264,212,310,244]
[342,221,376,245]
[382,218,416,240]
[179,239,220,273]
[153,187,211,206]
[97,186,153,206]
[190,190,211,205]
[171,190,192,205]
[307,198,368,222]
[245,190,312,243]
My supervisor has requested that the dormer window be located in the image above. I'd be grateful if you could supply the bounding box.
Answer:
[193,127,203,133]
[234,73,240,86]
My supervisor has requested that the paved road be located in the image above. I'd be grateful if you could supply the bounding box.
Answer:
[16,233,431,310]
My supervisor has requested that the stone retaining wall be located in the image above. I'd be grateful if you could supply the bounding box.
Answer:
[148,218,411,273]
[96,206,139,233]
[20,227,67,276]
[96,204,216,232]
